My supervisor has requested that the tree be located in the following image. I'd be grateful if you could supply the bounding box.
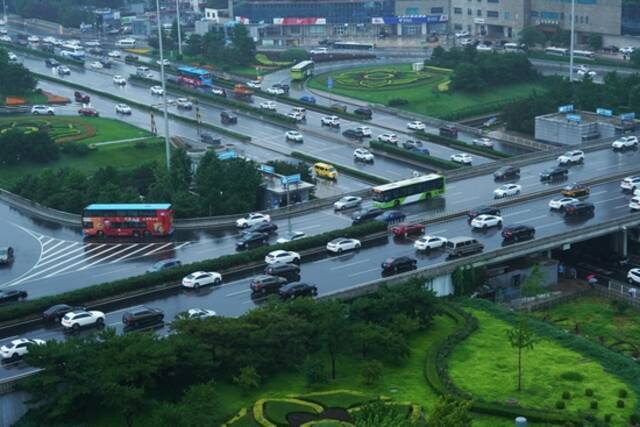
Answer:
[629,84,640,114]
[360,360,383,386]
[280,48,310,63]
[228,24,256,66]
[170,148,192,191]
[302,355,328,386]
[631,50,640,68]
[185,34,204,57]
[152,381,219,427]
[521,263,545,298]
[506,315,536,392]
[518,26,546,48]
[203,28,226,63]
[233,366,261,394]
[316,300,350,379]
[587,33,603,51]
[450,63,486,92]
[550,29,571,48]
[428,396,472,427]
[351,400,414,427]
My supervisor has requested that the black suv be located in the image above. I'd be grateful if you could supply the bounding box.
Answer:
[354,107,372,119]
[250,275,288,295]
[200,132,221,145]
[0,290,27,304]
[343,129,364,141]
[221,111,238,124]
[122,306,164,327]
[245,222,278,235]
[381,256,417,274]
[236,232,268,250]
[43,304,84,322]
[467,206,501,220]
[439,126,458,138]
[279,282,318,299]
[564,201,595,217]
[493,166,520,180]
[352,207,384,225]
[501,225,535,242]
[264,263,300,281]
[45,58,60,68]
[540,166,568,181]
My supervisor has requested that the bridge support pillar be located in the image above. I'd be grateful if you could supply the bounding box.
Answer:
[613,227,628,258]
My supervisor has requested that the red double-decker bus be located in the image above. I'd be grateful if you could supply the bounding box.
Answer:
[82,203,174,238]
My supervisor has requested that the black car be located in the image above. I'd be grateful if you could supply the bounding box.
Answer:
[88,47,104,55]
[250,275,288,295]
[200,132,221,145]
[501,225,535,242]
[245,222,278,235]
[0,246,14,265]
[45,58,60,68]
[273,83,290,93]
[0,290,27,304]
[439,125,458,138]
[493,166,520,180]
[264,263,300,281]
[540,166,568,181]
[564,201,595,217]
[42,304,83,322]
[122,306,164,327]
[221,111,238,124]
[236,232,268,250]
[467,206,501,220]
[124,54,139,63]
[381,256,417,274]
[354,107,372,119]
[279,282,318,299]
[99,60,112,69]
[343,129,364,141]
[352,207,384,225]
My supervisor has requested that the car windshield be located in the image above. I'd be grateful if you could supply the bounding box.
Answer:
[0,248,7,256]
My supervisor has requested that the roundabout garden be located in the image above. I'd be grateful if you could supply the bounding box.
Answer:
[331,68,433,90]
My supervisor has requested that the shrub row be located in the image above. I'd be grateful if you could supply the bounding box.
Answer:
[463,298,640,417]
[0,42,84,67]
[0,221,387,324]
[369,140,460,171]
[438,99,516,122]
[414,130,511,160]
[425,303,583,424]
[290,151,389,185]
[34,72,251,142]
[127,74,299,127]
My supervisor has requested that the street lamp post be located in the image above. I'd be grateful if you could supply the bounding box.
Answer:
[569,0,575,82]
[156,0,171,169]
[175,0,183,57]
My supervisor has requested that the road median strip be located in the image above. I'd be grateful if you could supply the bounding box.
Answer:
[290,151,390,185]
[414,130,511,160]
[369,140,461,171]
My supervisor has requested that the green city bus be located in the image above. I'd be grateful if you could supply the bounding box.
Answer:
[290,60,315,81]
[372,174,445,209]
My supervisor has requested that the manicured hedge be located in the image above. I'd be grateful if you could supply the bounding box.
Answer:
[438,99,516,122]
[34,72,251,142]
[415,130,511,160]
[290,151,389,185]
[368,140,460,171]
[0,221,387,324]
[0,42,84,66]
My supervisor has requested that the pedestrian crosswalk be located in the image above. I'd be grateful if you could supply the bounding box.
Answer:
[3,227,191,288]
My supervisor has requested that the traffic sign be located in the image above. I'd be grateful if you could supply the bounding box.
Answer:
[327,78,333,90]
[281,174,301,185]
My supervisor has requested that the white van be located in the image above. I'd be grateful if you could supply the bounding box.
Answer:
[60,43,85,59]
[136,66,150,76]
[115,38,136,48]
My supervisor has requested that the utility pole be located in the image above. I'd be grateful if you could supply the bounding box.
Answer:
[175,0,183,57]
[156,0,171,169]
[569,0,575,82]
[2,0,6,25]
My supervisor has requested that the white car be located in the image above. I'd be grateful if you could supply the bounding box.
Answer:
[287,112,305,122]
[85,40,101,47]
[353,148,374,163]
[247,80,262,89]
[211,87,226,96]
[285,130,303,142]
[470,214,503,230]
[628,268,640,284]
[333,195,362,211]
[0,338,46,361]
[612,136,639,150]
[115,103,132,114]
[266,86,285,95]
[31,105,54,115]
[150,85,164,95]
[7,52,17,62]
[557,150,584,165]
[276,231,306,244]
[107,50,121,58]
[310,47,329,54]
[61,310,105,330]
[472,137,494,148]
[576,66,596,78]
[629,196,640,211]
[621,176,640,191]
[321,115,340,127]
[493,184,522,198]
[181,271,222,288]
[176,98,193,109]
[112,75,127,85]
[548,197,579,210]
[260,101,276,111]
[156,58,171,66]
[265,250,300,265]
[0,35,11,42]
[356,126,372,137]
[450,153,473,165]
[620,46,635,55]
[455,30,470,38]
[185,308,217,319]
[407,121,426,131]
[460,38,474,46]
[43,36,57,44]
[378,133,399,144]
[89,61,104,69]
[57,65,71,75]
[326,237,361,254]
[27,35,40,43]
[476,44,493,52]
[414,235,448,251]
[236,212,271,228]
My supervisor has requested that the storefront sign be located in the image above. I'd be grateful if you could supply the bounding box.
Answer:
[272,17,326,25]
[371,15,448,25]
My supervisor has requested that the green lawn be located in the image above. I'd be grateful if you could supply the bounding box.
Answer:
[78,117,152,143]
[449,309,636,425]
[308,64,547,120]
[533,297,640,358]
[0,137,164,188]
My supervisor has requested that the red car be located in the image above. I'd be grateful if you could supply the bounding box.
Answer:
[391,222,425,237]
[78,107,99,117]
[74,91,90,103]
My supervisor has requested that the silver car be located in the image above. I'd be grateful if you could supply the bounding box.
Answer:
[333,196,362,211]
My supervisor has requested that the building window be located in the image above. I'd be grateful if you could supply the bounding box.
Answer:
[468,8,472,15]
[487,10,498,18]
[487,0,498,2]
[585,15,589,24]
[454,23,463,30]
[454,7,462,14]
[504,11,511,20]
[477,9,482,16]
[431,7,444,14]
[406,7,419,15]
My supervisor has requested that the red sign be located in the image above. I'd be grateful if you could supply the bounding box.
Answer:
[273,17,327,25]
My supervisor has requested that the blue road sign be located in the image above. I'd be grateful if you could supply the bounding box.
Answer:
[327,78,333,90]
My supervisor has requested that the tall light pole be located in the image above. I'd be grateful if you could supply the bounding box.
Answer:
[175,0,183,57]
[2,0,7,25]
[569,0,575,82]
[156,0,171,169]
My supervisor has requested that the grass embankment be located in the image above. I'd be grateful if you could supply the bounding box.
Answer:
[449,309,637,425]
[308,64,548,120]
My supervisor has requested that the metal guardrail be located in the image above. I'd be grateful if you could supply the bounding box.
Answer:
[0,189,80,227]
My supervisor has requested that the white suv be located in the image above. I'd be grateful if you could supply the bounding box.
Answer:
[557,150,584,165]
[31,105,54,115]
[321,116,340,127]
[378,133,399,144]
[0,338,45,361]
[353,148,374,163]
[61,310,105,330]
[612,136,639,150]
[236,213,271,228]
[621,176,640,191]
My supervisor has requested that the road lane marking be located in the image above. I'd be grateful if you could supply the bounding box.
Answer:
[590,190,608,196]
[35,244,106,270]
[41,240,66,255]
[329,259,370,271]
[535,220,565,229]
[43,245,122,278]
[226,288,251,297]
[348,267,379,278]
[525,214,548,222]
[139,243,173,257]
[109,243,155,263]
[174,242,190,250]
[78,244,132,270]
[40,238,54,247]
[594,196,625,204]
[450,196,479,204]
[503,209,530,217]
[39,243,85,264]
[615,204,631,209]
[91,265,139,278]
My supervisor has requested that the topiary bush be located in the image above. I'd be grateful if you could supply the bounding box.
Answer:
[555,400,566,410]
[617,399,625,408]
[630,413,640,425]
[560,371,584,382]
[590,401,598,410]
[585,388,594,397]
[387,98,409,107]
[562,391,571,400]
[619,389,629,398]
[604,413,613,423]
